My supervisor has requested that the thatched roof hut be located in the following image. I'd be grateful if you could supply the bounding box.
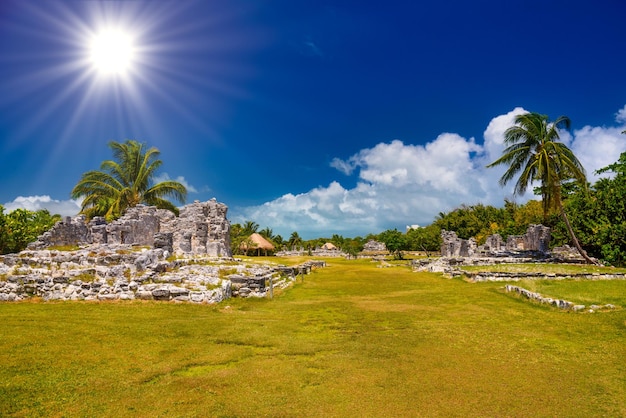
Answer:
[321,242,338,250]
[240,233,275,256]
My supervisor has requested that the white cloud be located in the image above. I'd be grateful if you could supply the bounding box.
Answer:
[153,173,207,194]
[615,105,626,123]
[571,111,626,181]
[3,195,81,217]
[234,106,626,239]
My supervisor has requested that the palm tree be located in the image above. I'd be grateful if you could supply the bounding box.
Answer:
[487,112,597,264]
[259,227,274,240]
[242,221,259,235]
[288,231,302,250]
[71,140,187,220]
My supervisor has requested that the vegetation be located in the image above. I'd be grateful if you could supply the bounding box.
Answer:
[71,140,187,221]
[487,112,595,263]
[1,258,624,417]
[553,151,626,265]
[0,206,60,254]
[377,228,406,259]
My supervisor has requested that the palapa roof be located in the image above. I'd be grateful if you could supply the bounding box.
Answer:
[240,233,275,251]
[321,242,337,250]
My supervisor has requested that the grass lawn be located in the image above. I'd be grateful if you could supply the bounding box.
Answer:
[1,257,625,417]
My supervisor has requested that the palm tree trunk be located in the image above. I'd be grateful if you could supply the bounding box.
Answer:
[558,201,598,265]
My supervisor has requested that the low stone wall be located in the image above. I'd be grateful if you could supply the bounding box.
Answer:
[505,285,617,312]
[465,270,626,282]
[413,257,626,282]
[0,246,322,303]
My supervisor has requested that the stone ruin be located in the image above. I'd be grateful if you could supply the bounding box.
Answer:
[28,199,231,257]
[440,224,551,258]
[362,240,387,252]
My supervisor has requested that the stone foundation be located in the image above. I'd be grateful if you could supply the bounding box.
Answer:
[0,247,322,303]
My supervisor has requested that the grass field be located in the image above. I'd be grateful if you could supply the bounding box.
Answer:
[1,257,625,417]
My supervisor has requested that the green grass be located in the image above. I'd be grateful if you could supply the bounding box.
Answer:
[1,257,625,417]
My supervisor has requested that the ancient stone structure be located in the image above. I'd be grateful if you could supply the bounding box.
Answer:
[28,199,231,257]
[362,240,387,252]
[0,246,322,302]
[504,224,551,253]
[440,230,477,257]
[440,224,551,257]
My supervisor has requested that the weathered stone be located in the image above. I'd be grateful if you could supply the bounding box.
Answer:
[27,200,231,257]
[136,290,153,300]
[440,230,477,257]
[152,288,171,300]
[153,232,173,253]
[0,247,316,303]
[362,240,387,252]
[169,286,189,297]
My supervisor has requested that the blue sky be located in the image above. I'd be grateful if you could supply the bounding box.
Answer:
[1,0,626,239]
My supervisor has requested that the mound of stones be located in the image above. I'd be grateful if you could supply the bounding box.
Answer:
[0,245,322,303]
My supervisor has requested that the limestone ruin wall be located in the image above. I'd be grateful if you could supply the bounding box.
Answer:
[440,224,551,257]
[28,199,231,257]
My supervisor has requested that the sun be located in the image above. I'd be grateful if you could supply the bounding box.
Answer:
[89,29,135,76]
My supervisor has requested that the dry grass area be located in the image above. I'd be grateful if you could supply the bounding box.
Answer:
[1,257,625,417]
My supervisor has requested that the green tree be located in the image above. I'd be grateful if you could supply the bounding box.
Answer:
[0,206,61,254]
[378,228,407,259]
[273,234,284,249]
[71,140,187,220]
[258,227,273,240]
[555,152,626,265]
[406,224,442,254]
[242,221,259,235]
[288,231,302,250]
[487,112,596,264]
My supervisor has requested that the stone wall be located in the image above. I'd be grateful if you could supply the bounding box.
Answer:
[362,240,387,252]
[440,224,551,257]
[440,230,477,257]
[28,199,231,257]
[0,247,323,302]
[505,285,616,312]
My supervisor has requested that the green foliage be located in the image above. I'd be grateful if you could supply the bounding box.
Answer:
[377,228,406,259]
[405,224,442,253]
[551,152,626,265]
[487,112,586,218]
[0,206,61,254]
[71,140,187,221]
[288,231,303,249]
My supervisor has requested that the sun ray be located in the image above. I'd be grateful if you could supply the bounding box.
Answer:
[1,0,261,197]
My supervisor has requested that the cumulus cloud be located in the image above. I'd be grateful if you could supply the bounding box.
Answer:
[615,105,626,123]
[153,173,208,194]
[570,112,626,181]
[235,106,626,238]
[3,195,81,217]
